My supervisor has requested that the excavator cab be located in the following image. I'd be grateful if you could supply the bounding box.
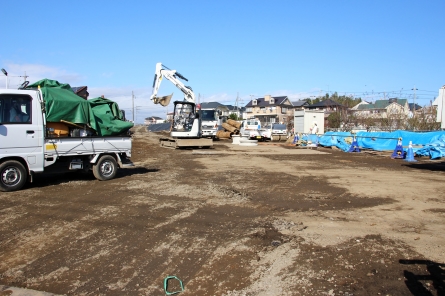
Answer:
[170,101,201,137]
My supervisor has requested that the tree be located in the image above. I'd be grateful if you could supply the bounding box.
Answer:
[327,112,341,129]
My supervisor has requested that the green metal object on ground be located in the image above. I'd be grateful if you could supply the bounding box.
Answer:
[163,275,184,295]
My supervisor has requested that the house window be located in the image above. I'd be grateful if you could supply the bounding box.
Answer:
[252,99,257,106]
[246,107,252,112]
[260,107,266,113]
[281,107,287,114]
[270,98,275,104]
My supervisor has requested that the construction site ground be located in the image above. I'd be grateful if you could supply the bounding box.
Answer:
[1,126,444,296]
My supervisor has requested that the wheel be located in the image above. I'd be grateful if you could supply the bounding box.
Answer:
[0,160,27,192]
[92,155,118,181]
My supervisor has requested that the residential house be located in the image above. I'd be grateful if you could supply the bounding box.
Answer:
[71,86,89,100]
[409,103,422,113]
[244,95,293,125]
[291,100,310,110]
[223,104,245,120]
[144,116,164,125]
[305,99,348,113]
[352,98,410,118]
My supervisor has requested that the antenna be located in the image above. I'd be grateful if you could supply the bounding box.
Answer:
[412,86,418,117]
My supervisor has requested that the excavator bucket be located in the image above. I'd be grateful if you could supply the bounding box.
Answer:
[153,93,173,107]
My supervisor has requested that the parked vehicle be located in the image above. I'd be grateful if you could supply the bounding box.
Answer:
[240,118,263,140]
[200,107,222,139]
[0,86,133,192]
[260,123,288,141]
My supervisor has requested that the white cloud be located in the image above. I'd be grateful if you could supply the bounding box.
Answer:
[0,63,85,89]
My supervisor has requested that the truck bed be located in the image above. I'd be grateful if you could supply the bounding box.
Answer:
[45,136,132,157]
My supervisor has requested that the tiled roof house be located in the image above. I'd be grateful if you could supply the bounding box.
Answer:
[245,95,293,124]
[353,98,409,118]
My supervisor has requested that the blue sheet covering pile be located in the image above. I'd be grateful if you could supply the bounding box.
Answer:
[317,130,445,160]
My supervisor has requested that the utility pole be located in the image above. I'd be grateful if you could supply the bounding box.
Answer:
[23,71,28,83]
[412,86,418,117]
[235,92,243,119]
[132,91,135,123]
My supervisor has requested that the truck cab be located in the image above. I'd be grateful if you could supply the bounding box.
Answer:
[200,108,221,139]
[0,89,45,173]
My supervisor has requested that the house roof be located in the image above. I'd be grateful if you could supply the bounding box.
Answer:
[350,101,370,110]
[408,103,422,111]
[71,86,87,93]
[145,116,163,120]
[291,100,309,107]
[245,96,288,107]
[200,102,225,109]
[224,104,245,112]
[71,86,89,99]
[308,99,346,108]
[357,98,408,110]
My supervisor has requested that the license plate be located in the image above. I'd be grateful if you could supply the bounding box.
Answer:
[256,136,261,139]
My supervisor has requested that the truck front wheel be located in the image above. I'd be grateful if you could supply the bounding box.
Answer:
[0,160,27,192]
[93,155,118,181]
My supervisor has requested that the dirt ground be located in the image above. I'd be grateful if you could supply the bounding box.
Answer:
[1,126,444,296]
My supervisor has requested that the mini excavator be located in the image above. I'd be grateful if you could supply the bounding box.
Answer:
[150,63,212,148]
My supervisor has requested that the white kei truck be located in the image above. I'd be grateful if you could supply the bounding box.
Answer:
[239,118,263,141]
[0,88,133,192]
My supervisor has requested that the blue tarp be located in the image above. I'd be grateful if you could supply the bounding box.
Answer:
[318,130,445,159]
[318,132,352,152]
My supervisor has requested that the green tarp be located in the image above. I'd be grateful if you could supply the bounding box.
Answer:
[27,79,133,136]
[88,97,134,136]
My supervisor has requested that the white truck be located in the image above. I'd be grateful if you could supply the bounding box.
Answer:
[260,123,288,142]
[239,118,263,141]
[0,88,133,192]
[200,107,222,139]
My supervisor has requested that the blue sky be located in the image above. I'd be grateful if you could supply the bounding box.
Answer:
[2,0,444,123]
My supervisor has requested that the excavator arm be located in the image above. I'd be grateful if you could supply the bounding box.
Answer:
[150,63,195,106]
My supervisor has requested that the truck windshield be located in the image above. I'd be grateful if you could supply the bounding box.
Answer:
[201,110,217,121]
[272,124,286,130]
